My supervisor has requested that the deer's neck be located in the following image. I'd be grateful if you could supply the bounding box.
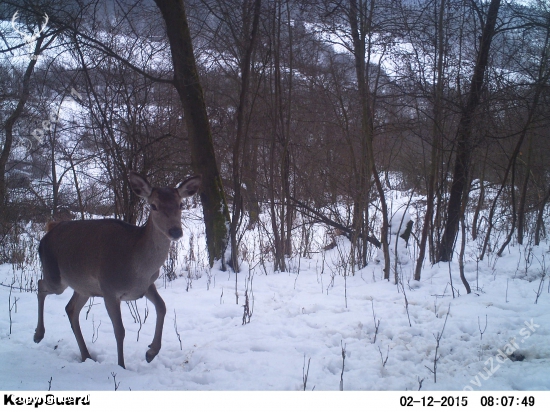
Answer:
[136,216,172,272]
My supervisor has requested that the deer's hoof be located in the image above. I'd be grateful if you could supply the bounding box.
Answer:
[81,354,93,363]
[145,348,159,363]
[33,329,44,343]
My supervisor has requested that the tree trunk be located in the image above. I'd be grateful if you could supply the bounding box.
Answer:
[516,19,550,245]
[535,187,550,246]
[350,0,372,272]
[67,154,85,220]
[458,214,472,294]
[268,0,290,272]
[496,158,518,256]
[154,0,231,268]
[437,0,501,262]
[230,0,262,272]
[471,146,488,241]
[415,0,446,281]
[349,0,390,278]
[50,136,59,218]
[479,20,548,259]
[516,133,533,245]
[480,136,523,261]
[284,0,294,260]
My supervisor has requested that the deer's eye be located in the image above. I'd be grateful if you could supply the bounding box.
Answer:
[151,204,158,211]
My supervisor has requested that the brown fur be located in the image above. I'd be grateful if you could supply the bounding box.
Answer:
[45,221,61,232]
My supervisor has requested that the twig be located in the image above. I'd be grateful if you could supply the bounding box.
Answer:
[126,300,139,322]
[85,297,97,320]
[371,300,381,344]
[111,372,120,391]
[534,255,546,304]
[138,301,149,342]
[448,261,455,298]
[378,345,390,367]
[125,301,145,341]
[425,303,451,383]
[417,376,425,391]
[92,316,101,343]
[339,341,346,391]
[399,277,412,327]
[478,314,488,340]
[174,309,182,350]
[534,276,545,304]
[8,280,19,335]
[242,270,254,325]
[302,355,311,391]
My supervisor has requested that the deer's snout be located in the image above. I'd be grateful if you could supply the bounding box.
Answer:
[168,227,183,240]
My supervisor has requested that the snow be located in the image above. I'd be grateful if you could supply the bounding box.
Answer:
[375,208,413,266]
[1,208,549,393]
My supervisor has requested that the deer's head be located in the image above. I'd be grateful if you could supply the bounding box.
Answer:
[129,171,202,241]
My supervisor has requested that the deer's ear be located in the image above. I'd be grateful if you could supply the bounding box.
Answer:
[129,171,153,198]
[177,175,202,198]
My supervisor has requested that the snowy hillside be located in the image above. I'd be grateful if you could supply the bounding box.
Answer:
[1,207,549,392]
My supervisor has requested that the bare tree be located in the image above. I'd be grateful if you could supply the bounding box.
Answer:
[438,0,502,262]
[154,0,231,269]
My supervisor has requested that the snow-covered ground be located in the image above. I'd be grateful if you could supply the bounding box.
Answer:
[1,209,549,392]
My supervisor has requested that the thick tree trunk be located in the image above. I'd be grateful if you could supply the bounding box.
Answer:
[437,0,501,262]
[154,0,231,268]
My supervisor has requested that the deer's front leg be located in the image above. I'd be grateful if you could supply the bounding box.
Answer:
[103,294,125,368]
[144,282,166,363]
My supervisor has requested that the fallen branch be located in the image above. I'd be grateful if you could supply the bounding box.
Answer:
[290,196,381,248]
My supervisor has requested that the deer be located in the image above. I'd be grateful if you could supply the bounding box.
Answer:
[33,171,201,369]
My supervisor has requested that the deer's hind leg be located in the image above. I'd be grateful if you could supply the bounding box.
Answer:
[34,265,66,343]
[34,279,49,343]
[66,291,92,362]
